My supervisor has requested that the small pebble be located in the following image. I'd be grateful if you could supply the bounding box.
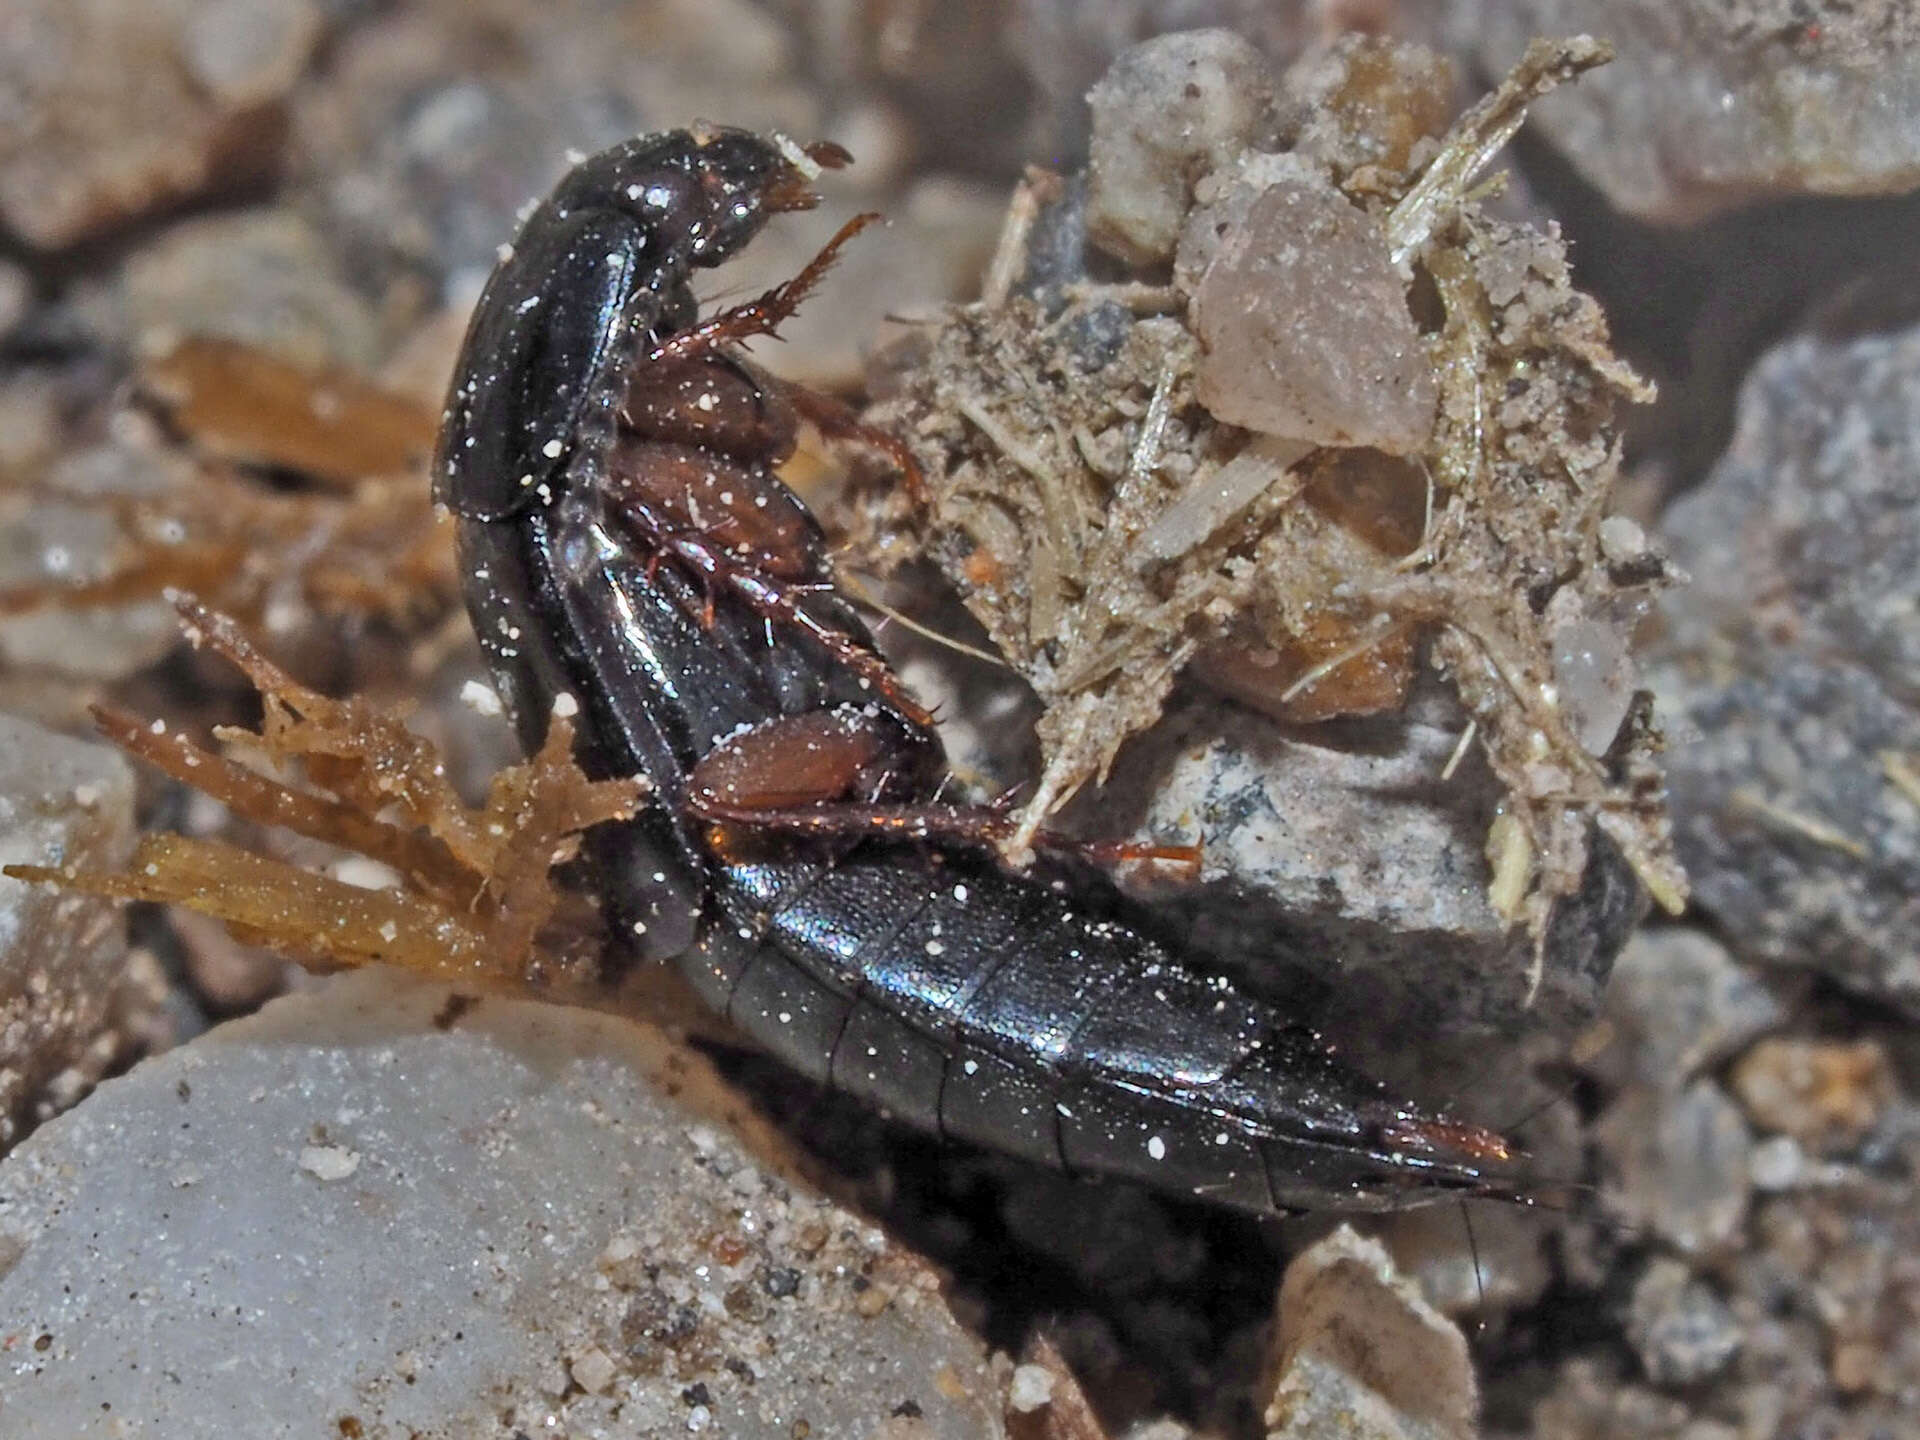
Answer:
[0,0,321,248]
[1598,929,1786,1090]
[0,972,1005,1437]
[1653,324,1920,1016]
[1189,171,1434,451]
[1749,1135,1805,1192]
[1265,1226,1476,1438]
[570,1345,617,1395]
[1597,1081,1751,1256]
[1626,1259,1743,1388]
[0,714,137,1148]
[1085,30,1275,266]
[1007,1362,1055,1413]
[459,679,503,716]
[297,1144,361,1182]
[1729,1038,1893,1151]
[1471,7,1920,221]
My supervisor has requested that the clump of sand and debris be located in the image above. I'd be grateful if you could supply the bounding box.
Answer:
[856,32,1686,973]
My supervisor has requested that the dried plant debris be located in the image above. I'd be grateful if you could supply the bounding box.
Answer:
[0,337,456,634]
[859,33,1686,959]
[4,595,643,990]
[141,335,440,491]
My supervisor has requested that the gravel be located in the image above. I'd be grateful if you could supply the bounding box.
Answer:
[1595,1080,1753,1258]
[1625,1258,1743,1389]
[1593,927,1789,1091]
[1454,0,1920,222]
[0,715,137,1150]
[0,969,1009,1438]
[0,718,139,1159]
[1649,323,1920,1015]
[0,0,323,250]
[1264,1225,1478,1440]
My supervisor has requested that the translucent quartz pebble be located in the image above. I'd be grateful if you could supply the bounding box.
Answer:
[1550,614,1635,755]
[1188,173,1434,451]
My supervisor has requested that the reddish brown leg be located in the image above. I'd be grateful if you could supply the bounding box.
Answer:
[689,713,1202,876]
[618,493,935,728]
[646,212,883,367]
[638,211,927,508]
[777,380,930,505]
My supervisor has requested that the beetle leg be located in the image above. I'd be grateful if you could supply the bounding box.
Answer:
[689,711,1201,874]
[690,710,921,808]
[696,791,1202,874]
[614,493,935,728]
[646,212,883,367]
[773,377,930,505]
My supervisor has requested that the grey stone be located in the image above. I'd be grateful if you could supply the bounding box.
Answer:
[0,714,136,1149]
[118,208,384,371]
[1649,325,1920,1015]
[1712,1166,1920,1431]
[1264,1225,1477,1440]
[1455,0,1920,222]
[1096,685,1639,1061]
[1008,1,1327,159]
[295,1,821,296]
[1372,1200,1555,1319]
[1595,928,1789,1092]
[1626,1258,1743,1388]
[0,494,178,681]
[0,262,28,343]
[1084,29,1275,266]
[0,970,1007,1438]
[1595,1081,1751,1257]
[1186,168,1436,451]
[0,374,62,477]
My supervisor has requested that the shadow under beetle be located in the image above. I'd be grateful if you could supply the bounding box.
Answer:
[436,126,1532,1216]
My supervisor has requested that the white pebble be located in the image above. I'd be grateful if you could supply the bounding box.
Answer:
[1007,1363,1055,1413]
[298,1145,361,1182]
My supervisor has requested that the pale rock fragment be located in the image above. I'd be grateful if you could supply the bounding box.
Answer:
[1134,433,1311,564]
[1085,29,1275,266]
[296,1142,360,1181]
[1007,1362,1056,1413]
[1373,1199,1553,1317]
[1264,1225,1477,1440]
[1596,1080,1752,1256]
[1594,928,1786,1093]
[1188,173,1435,450]
[118,209,383,371]
[1728,1037,1893,1152]
[0,0,323,250]
[1651,324,1920,1014]
[1546,606,1636,756]
[1172,149,1321,290]
[0,261,29,341]
[1625,1257,1743,1388]
[0,495,179,681]
[0,715,137,1147]
[1460,0,1920,222]
[0,971,1005,1437]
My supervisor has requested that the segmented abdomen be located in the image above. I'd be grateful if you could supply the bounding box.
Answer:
[677,844,1466,1215]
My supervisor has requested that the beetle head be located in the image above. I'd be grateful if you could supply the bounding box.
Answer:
[676,128,853,263]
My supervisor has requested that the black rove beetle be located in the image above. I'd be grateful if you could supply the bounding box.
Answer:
[436,126,1532,1217]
